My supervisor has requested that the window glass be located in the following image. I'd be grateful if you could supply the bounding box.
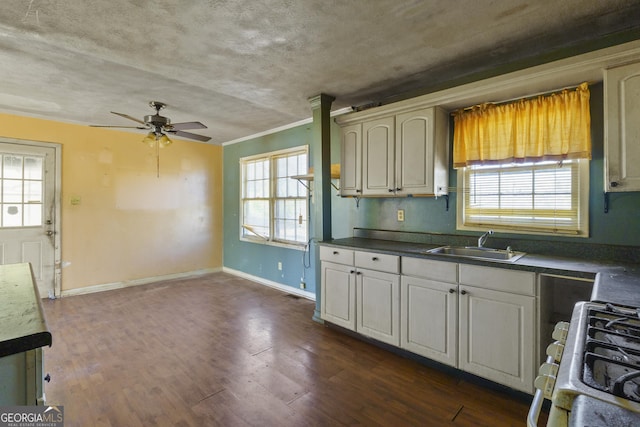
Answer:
[0,154,44,227]
[459,160,587,236]
[240,146,308,246]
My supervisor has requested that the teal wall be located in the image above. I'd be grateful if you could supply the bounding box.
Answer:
[223,121,354,294]
[223,84,640,296]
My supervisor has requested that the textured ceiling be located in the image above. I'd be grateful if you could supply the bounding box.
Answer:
[1,0,640,144]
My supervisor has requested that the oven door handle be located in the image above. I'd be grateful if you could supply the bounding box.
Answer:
[527,355,555,427]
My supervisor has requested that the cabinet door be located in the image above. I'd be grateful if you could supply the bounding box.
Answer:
[362,117,395,195]
[605,61,640,192]
[458,285,535,393]
[356,269,400,345]
[400,276,457,366]
[340,124,362,196]
[321,262,356,331]
[0,349,42,405]
[395,108,435,195]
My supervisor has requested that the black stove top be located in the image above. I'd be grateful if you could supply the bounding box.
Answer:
[583,304,640,402]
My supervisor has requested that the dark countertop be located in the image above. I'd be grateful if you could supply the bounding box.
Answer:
[591,266,640,307]
[320,237,640,305]
[0,263,52,358]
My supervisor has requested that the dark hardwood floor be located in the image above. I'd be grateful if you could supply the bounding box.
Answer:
[42,272,536,426]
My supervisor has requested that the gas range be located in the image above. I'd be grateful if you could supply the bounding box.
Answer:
[550,301,640,425]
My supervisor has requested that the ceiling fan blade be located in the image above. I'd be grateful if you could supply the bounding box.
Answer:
[168,121,207,131]
[90,125,148,129]
[169,130,212,142]
[111,111,147,125]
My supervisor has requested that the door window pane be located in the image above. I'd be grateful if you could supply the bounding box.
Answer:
[0,153,45,228]
[3,180,22,203]
[24,204,42,226]
[2,204,22,227]
[3,156,22,179]
[24,157,43,180]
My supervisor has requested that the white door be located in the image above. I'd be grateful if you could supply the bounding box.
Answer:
[0,142,58,298]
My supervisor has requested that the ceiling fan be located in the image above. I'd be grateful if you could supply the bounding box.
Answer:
[90,101,211,143]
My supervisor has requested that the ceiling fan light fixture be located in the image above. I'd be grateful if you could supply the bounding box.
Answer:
[158,134,172,147]
[142,132,156,147]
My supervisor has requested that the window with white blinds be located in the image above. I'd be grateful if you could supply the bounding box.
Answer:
[240,145,308,247]
[457,159,589,236]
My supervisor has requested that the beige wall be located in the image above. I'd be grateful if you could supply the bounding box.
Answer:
[1,113,223,292]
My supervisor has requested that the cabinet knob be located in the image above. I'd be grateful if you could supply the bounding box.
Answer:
[44,374,51,383]
[372,257,379,261]
[611,181,619,188]
[333,251,339,255]
[356,271,362,275]
[356,189,362,193]
[350,270,355,274]
[388,188,394,193]
[460,290,468,295]
[449,288,456,294]
[396,188,401,192]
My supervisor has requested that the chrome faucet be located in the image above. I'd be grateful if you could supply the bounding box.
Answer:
[478,230,494,248]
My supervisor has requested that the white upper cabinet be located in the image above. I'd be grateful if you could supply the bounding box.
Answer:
[337,105,449,197]
[395,107,449,196]
[605,61,640,192]
[340,124,362,196]
[362,117,396,195]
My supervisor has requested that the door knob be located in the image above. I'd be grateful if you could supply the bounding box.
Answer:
[46,230,56,236]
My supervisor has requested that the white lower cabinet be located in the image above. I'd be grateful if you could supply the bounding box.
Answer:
[458,265,536,393]
[321,261,356,331]
[320,247,400,344]
[321,245,537,394]
[400,257,458,366]
[357,269,400,346]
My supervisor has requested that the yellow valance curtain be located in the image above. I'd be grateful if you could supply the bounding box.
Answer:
[453,82,592,168]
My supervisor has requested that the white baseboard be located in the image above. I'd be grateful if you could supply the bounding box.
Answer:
[60,267,222,297]
[222,267,316,301]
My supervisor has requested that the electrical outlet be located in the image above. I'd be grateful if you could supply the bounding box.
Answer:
[300,282,306,290]
[277,262,282,271]
[397,209,405,221]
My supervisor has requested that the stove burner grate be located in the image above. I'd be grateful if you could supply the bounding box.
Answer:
[584,353,640,402]
[583,302,640,403]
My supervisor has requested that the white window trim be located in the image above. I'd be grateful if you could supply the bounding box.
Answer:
[456,159,590,238]
[239,145,309,250]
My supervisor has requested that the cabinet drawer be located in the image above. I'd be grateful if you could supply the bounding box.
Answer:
[355,251,399,273]
[459,264,535,296]
[320,246,354,265]
[401,257,457,283]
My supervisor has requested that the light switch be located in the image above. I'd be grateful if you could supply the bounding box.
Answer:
[70,196,81,206]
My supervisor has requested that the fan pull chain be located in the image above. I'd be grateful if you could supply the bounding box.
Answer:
[156,138,160,178]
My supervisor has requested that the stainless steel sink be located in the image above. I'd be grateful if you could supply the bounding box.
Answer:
[426,246,526,262]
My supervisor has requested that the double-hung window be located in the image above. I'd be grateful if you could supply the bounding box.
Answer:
[454,83,591,237]
[458,159,588,235]
[240,146,308,247]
